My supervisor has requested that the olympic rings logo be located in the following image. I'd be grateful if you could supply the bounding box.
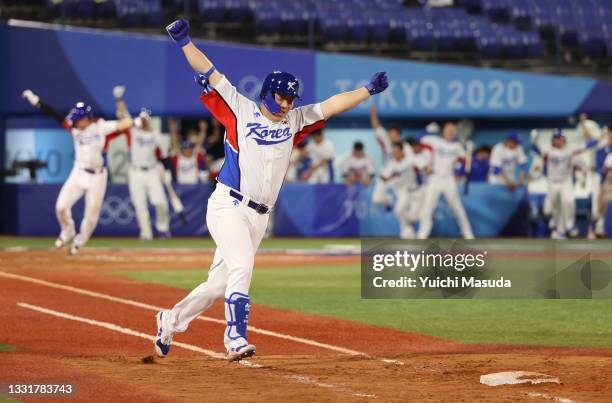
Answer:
[98,195,135,226]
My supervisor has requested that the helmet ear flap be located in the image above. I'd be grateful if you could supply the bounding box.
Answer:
[262,91,281,114]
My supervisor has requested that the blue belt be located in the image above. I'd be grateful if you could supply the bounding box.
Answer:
[229,189,270,214]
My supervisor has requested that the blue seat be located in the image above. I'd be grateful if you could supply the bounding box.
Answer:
[579,30,607,58]
[198,0,227,23]
[116,0,144,27]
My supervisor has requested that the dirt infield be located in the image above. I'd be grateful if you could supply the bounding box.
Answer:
[1,249,612,402]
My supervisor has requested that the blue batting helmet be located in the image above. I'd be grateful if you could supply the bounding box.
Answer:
[66,102,93,124]
[259,71,300,114]
[260,71,300,100]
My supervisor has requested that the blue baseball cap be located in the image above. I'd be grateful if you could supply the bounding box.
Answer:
[506,132,522,144]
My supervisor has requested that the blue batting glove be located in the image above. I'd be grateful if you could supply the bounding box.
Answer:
[365,72,388,95]
[166,19,191,47]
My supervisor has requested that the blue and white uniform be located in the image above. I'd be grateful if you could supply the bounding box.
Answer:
[488,142,528,185]
[416,135,474,239]
[166,75,324,352]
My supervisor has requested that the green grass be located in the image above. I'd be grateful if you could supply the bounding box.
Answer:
[0,236,360,251]
[0,395,20,403]
[116,265,612,349]
[0,343,15,352]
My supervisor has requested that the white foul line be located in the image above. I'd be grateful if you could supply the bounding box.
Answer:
[16,302,375,399]
[0,271,403,365]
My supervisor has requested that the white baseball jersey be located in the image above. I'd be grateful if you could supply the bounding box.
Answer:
[374,127,392,160]
[341,154,375,179]
[380,156,419,191]
[421,135,465,177]
[130,127,161,168]
[174,153,203,184]
[202,75,325,205]
[489,143,527,182]
[604,153,612,171]
[541,146,578,183]
[70,119,119,169]
[307,139,335,183]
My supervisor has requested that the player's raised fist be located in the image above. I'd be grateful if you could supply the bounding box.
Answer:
[365,72,389,95]
[22,89,40,106]
[113,85,125,99]
[166,19,190,47]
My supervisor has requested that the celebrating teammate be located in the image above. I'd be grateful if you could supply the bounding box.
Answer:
[154,18,388,362]
[113,86,171,240]
[488,133,528,192]
[304,130,335,183]
[340,141,375,186]
[417,122,474,239]
[168,117,207,184]
[531,128,597,238]
[373,141,426,239]
[22,90,132,254]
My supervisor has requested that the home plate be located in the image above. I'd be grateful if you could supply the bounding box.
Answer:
[480,371,560,386]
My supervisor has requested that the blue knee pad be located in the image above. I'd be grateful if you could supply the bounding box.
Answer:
[225,292,250,340]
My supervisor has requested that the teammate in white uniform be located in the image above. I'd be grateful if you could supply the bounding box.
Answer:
[155,18,388,362]
[305,130,335,183]
[488,132,528,192]
[532,129,597,238]
[22,90,132,254]
[169,117,206,184]
[375,141,425,238]
[113,86,170,240]
[417,122,474,239]
[341,141,375,186]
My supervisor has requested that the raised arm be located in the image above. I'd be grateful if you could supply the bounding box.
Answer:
[168,117,180,154]
[321,72,388,120]
[22,90,65,124]
[113,85,130,119]
[166,19,222,87]
[369,105,382,130]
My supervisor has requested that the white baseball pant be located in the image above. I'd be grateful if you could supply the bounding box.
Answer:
[543,179,575,233]
[164,183,269,351]
[128,166,169,239]
[395,188,423,239]
[417,175,474,239]
[55,167,108,248]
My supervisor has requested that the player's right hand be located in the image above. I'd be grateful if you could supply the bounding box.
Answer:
[113,85,126,99]
[22,89,39,106]
[166,19,191,47]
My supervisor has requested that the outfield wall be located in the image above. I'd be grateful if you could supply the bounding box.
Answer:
[1,182,529,238]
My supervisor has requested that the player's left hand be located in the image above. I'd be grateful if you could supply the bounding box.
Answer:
[365,72,388,95]
[166,19,191,47]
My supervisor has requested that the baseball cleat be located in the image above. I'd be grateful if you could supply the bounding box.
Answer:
[54,237,65,249]
[154,311,173,358]
[69,244,80,255]
[226,344,256,362]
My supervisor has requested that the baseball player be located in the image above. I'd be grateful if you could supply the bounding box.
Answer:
[113,86,171,240]
[488,132,528,192]
[417,122,474,239]
[531,129,597,238]
[369,105,402,161]
[169,117,206,184]
[578,115,610,237]
[374,141,426,238]
[341,141,375,186]
[304,130,335,183]
[155,18,388,362]
[22,90,132,254]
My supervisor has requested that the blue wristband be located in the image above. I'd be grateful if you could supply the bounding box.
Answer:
[177,35,191,47]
